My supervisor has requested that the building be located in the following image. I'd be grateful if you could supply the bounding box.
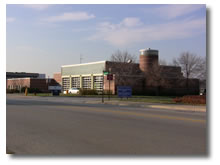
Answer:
[61,48,200,96]
[6,72,60,93]
[6,72,45,79]
[7,78,59,92]
[53,72,62,85]
[61,61,108,93]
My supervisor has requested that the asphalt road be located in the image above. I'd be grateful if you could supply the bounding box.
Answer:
[6,95,207,155]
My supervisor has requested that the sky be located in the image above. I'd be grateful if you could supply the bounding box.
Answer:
[6,4,206,77]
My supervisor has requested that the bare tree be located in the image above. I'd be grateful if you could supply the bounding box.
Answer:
[173,52,206,79]
[108,50,143,92]
[196,57,206,81]
[144,63,169,95]
[173,52,206,92]
[110,50,137,63]
[159,59,167,65]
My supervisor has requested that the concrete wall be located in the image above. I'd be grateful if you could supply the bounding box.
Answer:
[61,61,106,76]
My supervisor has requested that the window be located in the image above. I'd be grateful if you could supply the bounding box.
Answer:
[62,77,70,91]
[72,77,80,89]
[82,76,91,89]
[94,76,103,91]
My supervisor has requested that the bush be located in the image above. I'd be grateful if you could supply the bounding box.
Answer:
[28,88,41,93]
[21,87,42,93]
[173,95,206,105]
[79,89,98,95]
[6,89,20,93]
[103,90,113,95]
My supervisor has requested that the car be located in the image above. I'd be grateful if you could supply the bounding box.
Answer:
[68,88,80,94]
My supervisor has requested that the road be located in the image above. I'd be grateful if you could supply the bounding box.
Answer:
[6,95,207,155]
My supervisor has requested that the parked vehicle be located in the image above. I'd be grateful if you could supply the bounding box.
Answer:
[63,88,80,94]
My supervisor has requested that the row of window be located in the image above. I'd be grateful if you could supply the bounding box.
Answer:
[62,77,70,91]
[62,76,103,91]
[8,85,22,90]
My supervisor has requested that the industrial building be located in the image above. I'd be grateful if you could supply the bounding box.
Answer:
[61,48,199,96]
[6,72,45,79]
[7,78,59,93]
[6,72,59,93]
[53,72,62,85]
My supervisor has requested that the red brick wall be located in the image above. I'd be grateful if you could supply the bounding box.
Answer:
[53,72,61,85]
[103,75,115,94]
[7,78,60,92]
[7,78,31,89]
[30,79,48,91]
[139,55,158,73]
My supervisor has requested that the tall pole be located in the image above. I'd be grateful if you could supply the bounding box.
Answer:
[108,78,110,100]
[48,76,49,96]
[102,71,104,103]
[108,68,111,100]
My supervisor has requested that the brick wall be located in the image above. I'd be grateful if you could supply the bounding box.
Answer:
[7,78,31,89]
[103,75,115,94]
[7,78,60,92]
[53,72,62,85]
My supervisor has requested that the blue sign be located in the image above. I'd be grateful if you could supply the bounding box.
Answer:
[117,86,132,98]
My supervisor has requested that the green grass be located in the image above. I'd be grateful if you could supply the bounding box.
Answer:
[59,93,119,97]
[21,93,175,104]
[60,94,175,104]
[111,96,176,104]
[26,93,52,96]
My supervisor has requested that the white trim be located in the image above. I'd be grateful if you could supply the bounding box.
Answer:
[7,77,31,80]
[62,76,70,78]
[71,75,81,77]
[93,74,103,76]
[61,61,106,68]
[81,74,92,77]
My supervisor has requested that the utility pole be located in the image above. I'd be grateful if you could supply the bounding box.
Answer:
[102,70,104,103]
[108,68,111,100]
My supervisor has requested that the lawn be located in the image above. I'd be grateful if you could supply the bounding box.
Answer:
[111,96,176,104]
[23,93,176,104]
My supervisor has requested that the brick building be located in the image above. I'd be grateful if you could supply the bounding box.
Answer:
[7,78,59,92]
[53,72,62,85]
[6,72,45,79]
[61,48,200,96]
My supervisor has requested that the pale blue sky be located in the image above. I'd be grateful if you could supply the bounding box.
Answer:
[7,4,206,77]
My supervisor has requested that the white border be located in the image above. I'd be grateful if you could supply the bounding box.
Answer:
[62,61,106,68]
[1,0,220,165]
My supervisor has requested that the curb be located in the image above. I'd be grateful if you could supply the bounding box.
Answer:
[85,101,206,113]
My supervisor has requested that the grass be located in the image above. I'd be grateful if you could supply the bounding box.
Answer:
[111,96,176,104]
[26,93,52,96]
[12,93,176,104]
[60,94,175,104]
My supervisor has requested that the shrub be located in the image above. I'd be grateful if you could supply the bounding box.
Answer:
[21,87,42,93]
[28,88,41,93]
[79,89,98,95]
[173,95,206,105]
[6,89,19,93]
[103,90,113,95]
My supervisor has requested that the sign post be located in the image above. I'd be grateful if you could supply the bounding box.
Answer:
[107,74,113,100]
[102,70,108,103]
[107,68,112,100]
